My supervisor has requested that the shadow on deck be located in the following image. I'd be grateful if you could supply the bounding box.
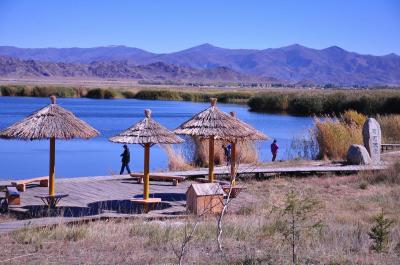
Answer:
[14,192,186,219]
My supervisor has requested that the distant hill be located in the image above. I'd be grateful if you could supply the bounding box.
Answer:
[0,45,155,64]
[0,56,263,83]
[0,44,399,85]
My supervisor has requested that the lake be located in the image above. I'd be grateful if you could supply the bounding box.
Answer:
[0,97,313,180]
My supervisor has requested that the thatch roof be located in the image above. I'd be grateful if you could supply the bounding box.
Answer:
[174,98,268,140]
[109,109,184,145]
[228,111,269,141]
[0,96,99,140]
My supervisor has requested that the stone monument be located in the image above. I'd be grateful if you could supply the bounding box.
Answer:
[362,118,381,164]
[346,144,372,165]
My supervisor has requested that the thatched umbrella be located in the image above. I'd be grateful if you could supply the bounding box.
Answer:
[174,98,268,183]
[109,109,184,202]
[0,96,99,198]
[228,111,268,185]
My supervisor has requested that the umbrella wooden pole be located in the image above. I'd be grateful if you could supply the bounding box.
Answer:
[143,143,150,200]
[229,112,237,186]
[208,136,215,182]
[49,137,55,196]
[230,141,237,186]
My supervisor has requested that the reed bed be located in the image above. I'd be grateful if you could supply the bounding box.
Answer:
[0,85,252,104]
[161,145,193,171]
[3,84,400,116]
[162,137,259,170]
[191,138,259,167]
[248,89,400,115]
[307,110,400,160]
[314,112,364,160]
[377,115,400,144]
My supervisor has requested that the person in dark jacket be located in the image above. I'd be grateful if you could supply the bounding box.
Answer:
[120,144,131,174]
[223,144,232,165]
[271,139,278,162]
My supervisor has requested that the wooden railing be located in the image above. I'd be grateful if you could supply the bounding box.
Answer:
[381,144,400,152]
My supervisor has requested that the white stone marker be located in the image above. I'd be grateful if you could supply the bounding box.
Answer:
[362,118,381,164]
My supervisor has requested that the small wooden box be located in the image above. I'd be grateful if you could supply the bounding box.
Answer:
[186,183,225,215]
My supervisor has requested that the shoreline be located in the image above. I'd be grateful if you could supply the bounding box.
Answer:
[1,82,400,116]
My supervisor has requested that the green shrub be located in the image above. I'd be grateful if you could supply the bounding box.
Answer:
[31,86,77,98]
[368,210,393,253]
[0,85,31,96]
[134,90,182,101]
[288,96,325,115]
[216,92,252,104]
[103,89,118,99]
[86,88,118,99]
[121,90,137,98]
[248,94,289,112]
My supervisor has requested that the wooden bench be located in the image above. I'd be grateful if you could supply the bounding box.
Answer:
[11,177,49,192]
[6,187,20,205]
[130,173,186,186]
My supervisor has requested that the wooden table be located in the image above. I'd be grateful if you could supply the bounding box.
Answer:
[34,194,69,208]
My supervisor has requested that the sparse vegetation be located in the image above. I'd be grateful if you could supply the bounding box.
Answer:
[2,169,400,264]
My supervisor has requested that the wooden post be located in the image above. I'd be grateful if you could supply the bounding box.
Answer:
[49,137,55,196]
[231,141,237,186]
[143,143,150,200]
[209,136,215,182]
[229,111,237,186]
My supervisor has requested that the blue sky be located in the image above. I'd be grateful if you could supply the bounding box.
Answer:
[0,0,399,55]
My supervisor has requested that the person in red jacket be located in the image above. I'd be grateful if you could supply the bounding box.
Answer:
[271,139,278,162]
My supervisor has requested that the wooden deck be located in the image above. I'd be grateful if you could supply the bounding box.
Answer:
[153,163,386,178]
[0,161,388,234]
[5,175,190,218]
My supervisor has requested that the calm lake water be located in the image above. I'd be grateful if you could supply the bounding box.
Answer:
[0,97,313,180]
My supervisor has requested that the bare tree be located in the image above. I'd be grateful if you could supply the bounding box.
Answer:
[277,189,323,264]
[172,218,200,265]
[172,191,222,265]
[216,149,259,254]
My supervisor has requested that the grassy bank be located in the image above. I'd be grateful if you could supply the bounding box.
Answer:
[0,85,252,104]
[248,89,400,115]
[2,84,400,116]
[2,166,399,264]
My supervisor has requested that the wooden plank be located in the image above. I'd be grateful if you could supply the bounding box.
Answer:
[164,164,386,177]
[130,173,186,184]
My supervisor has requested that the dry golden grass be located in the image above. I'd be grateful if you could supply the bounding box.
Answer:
[341,109,367,127]
[192,137,259,167]
[377,115,400,144]
[315,116,363,160]
[1,164,400,265]
[314,110,400,160]
[162,145,193,171]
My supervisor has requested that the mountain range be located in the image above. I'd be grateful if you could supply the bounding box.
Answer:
[0,56,264,83]
[0,44,399,85]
